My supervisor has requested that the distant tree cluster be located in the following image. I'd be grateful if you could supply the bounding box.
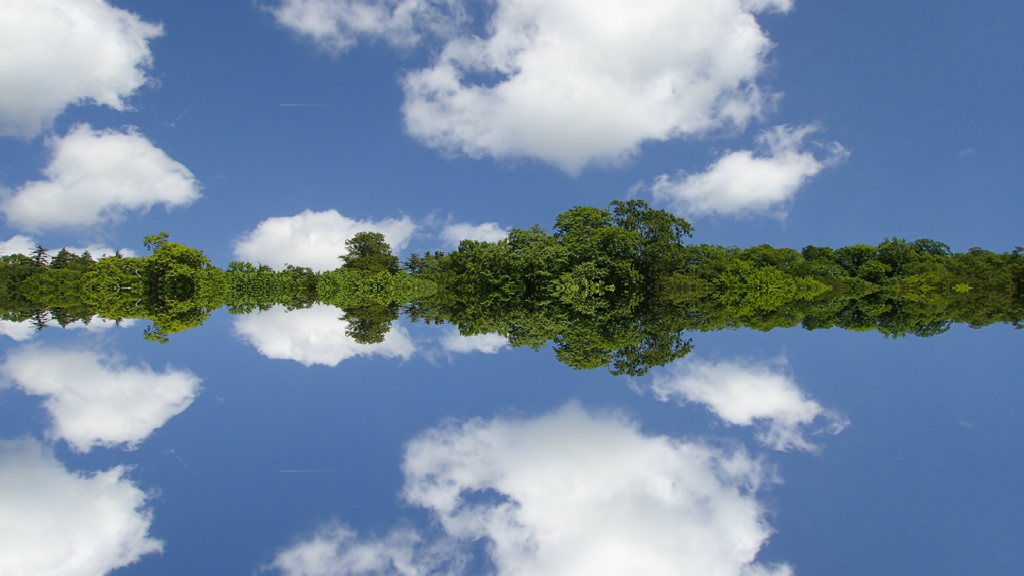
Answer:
[3,202,1021,375]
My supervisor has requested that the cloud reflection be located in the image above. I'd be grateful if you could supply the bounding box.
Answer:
[650,358,849,451]
[440,328,508,355]
[0,438,162,576]
[233,304,416,367]
[0,345,200,453]
[269,403,791,576]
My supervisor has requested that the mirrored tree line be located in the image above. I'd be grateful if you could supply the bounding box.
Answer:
[3,201,1022,374]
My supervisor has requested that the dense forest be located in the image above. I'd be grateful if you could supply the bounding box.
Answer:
[3,201,1022,374]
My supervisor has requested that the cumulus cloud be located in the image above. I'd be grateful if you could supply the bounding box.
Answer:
[1,124,201,232]
[233,304,416,367]
[651,124,849,218]
[0,346,201,453]
[269,404,791,576]
[0,0,162,137]
[401,0,792,173]
[439,327,508,354]
[650,358,849,452]
[234,209,417,271]
[0,438,163,575]
[268,0,466,53]
[440,221,509,248]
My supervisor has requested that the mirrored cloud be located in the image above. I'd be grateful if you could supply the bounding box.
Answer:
[439,327,508,354]
[440,221,509,249]
[0,0,162,138]
[0,438,163,575]
[0,317,136,342]
[234,209,416,271]
[401,0,792,173]
[269,403,791,576]
[1,124,201,232]
[650,358,849,452]
[233,304,416,367]
[651,124,849,218]
[0,346,201,453]
[268,0,466,53]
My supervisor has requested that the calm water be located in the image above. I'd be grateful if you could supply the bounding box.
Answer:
[2,309,1021,575]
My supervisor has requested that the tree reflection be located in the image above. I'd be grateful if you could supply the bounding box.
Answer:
[3,201,1022,374]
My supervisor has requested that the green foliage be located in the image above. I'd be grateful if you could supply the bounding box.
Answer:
[3,217,1020,370]
[340,232,400,274]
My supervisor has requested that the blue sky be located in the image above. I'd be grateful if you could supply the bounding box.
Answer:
[0,1,1022,575]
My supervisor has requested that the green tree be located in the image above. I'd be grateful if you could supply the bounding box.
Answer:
[341,232,399,274]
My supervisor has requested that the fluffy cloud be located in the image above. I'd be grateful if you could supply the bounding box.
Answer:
[269,404,791,576]
[401,0,792,173]
[233,304,416,366]
[440,221,509,248]
[650,358,849,452]
[268,0,465,53]
[651,124,849,218]
[234,209,417,271]
[0,438,163,576]
[0,346,201,452]
[439,328,508,354]
[0,0,162,137]
[1,124,201,232]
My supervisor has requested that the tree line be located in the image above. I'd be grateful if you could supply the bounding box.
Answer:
[3,201,1022,374]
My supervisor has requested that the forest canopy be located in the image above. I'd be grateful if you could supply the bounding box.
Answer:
[3,201,1022,374]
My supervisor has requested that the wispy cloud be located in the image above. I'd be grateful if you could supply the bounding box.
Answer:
[268,0,466,54]
[439,221,509,248]
[649,357,849,451]
[650,124,849,218]
[2,235,135,259]
[439,328,508,355]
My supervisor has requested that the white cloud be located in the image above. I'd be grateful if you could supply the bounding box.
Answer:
[0,346,201,453]
[234,209,417,271]
[651,124,849,218]
[268,0,465,54]
[1,317,136,341]
[233,304,416,367]
[650,358,849,452]
[401,0,791,173]
[440,327,508,354]
[268,524,462,576]
[1,124,201,232]
[0,320,38,342]
[0,0,162,138]
[1,235,136,259]
[440,221,508,248]
[0,438,163,576]
[0,234,36,256]
[269,404,791,576]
